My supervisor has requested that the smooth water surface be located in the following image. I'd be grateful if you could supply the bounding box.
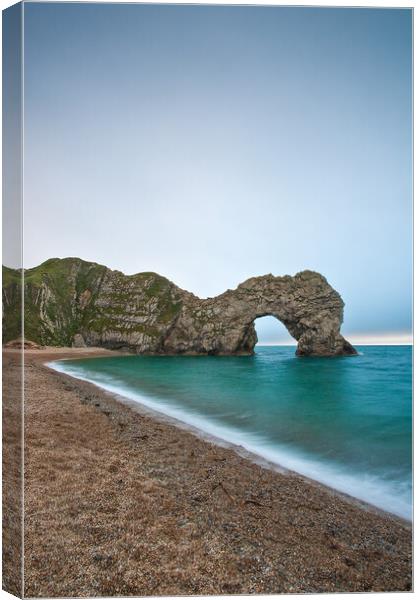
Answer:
[51,346,412,519]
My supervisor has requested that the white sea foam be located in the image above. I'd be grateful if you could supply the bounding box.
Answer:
[48,360,412,521]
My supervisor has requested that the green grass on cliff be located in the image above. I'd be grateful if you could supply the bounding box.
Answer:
[2,266,22,342]
[2,258,183,346]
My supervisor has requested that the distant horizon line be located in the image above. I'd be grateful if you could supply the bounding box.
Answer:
[257,335,413,347]
[257,342,412,347]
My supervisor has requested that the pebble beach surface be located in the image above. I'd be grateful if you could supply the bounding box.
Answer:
[7,347,412,596]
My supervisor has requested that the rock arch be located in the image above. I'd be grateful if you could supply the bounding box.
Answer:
[3,258,356,356]
[162,270,357,356]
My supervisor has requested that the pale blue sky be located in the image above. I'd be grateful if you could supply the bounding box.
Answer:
[15,3,414,341]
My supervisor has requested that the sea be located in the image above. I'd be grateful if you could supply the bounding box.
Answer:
[50,345,412,520]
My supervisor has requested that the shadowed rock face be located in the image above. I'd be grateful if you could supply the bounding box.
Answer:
[2,258,357,356]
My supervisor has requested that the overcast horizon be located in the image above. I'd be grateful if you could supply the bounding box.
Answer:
[4,3,412,343]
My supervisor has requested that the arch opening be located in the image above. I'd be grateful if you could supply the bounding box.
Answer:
[253,315,296,349]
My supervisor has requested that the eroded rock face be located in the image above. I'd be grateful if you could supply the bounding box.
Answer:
[2,258,357,356]
[162,271,356,356]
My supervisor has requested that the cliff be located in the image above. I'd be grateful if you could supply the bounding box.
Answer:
[2,258,356,356]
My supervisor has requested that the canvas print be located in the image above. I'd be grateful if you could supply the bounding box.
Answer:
[2,1,413,597]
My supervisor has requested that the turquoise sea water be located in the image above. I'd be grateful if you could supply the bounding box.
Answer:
[50,345,412,519]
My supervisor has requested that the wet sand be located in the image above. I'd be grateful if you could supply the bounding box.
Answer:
[8,347,412,596]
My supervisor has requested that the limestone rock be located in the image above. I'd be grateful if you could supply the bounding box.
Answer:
[2,258,357,357]
[72,333,87,348]
[3,338,42,350]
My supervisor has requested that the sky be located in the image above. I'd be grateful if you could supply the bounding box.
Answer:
[5,3,413,343]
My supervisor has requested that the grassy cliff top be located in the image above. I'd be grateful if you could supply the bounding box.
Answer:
[3,257,172,287]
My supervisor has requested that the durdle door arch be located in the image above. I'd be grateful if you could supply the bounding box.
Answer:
[162,270,357,357]
[233,314,356,357]
[3,258,357,357]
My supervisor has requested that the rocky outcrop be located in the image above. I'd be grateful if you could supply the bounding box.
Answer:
[2,258,356,356]
[3,338,43,350]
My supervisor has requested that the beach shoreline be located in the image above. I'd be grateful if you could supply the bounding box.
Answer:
[10,347,412,595]
[47,351,410,525]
